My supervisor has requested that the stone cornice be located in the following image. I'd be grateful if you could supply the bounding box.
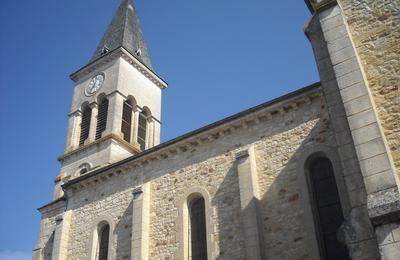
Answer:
[62,82,323,191]
[70,47,167,90]
[37,197,66,213]
[305,0,337,13]
[58,133,141,163]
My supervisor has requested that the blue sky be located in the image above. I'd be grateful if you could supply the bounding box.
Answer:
[0,0,318,256]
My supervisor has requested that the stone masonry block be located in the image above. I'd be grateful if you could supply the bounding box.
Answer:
[319,5,341,21]
[321,79,340,95]
[321,13,345,31]
[364,170,397,194]
[344,171,365,192]
[327,35,352,53]
[336,70,364,90]
[392,225,400,242]
[333,57,360,78]
[348,109,376,131]
[376,224,397,245]
[351,122,380,146]
[324,24,348,43]
[356,138,387,161]
[340,81,368,103]
[335,129,353,146]
[359,153,392,177]
[379,242,400,260]
[330,45,356,65]
[344,94,372,116]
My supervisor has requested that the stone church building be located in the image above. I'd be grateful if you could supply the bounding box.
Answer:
[34,0,399,259]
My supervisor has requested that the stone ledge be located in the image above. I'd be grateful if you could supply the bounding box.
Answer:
[368,187,400,226]
[305,0,338,14]
[58,133,141,162]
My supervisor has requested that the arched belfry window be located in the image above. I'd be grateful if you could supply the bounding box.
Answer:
[79,105,92,146]
[97,223,110,260]
[96,98,109,140]
[137,110,148,150]
[308,157,349,260]
[121,100,133,143]
[189,197,207,260]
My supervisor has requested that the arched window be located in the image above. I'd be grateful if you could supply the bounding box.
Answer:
[308,157,349,260]
[79,105,92,146]
[137,110,148,150]
[189,197,207,260]
[96,98,109,140]
[97,224,110,260]
[121,100,133,143]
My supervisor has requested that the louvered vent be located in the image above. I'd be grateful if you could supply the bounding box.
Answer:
[95,99,109,140]
[121,101,133,143]
[137,112,147,150]
[79,106,92,146]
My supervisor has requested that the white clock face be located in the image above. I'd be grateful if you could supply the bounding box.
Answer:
[85,74,105,96]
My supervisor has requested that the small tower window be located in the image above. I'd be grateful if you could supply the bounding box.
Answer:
[137,110,148,150]
[308,157,350,260]
[121,100,133,143]
[79,105,92,146]
[189,197,207,260]
[97,224,110,260]
[96,99,109,140]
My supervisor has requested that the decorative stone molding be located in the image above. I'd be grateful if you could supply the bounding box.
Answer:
[61,84,323,192]
[306,0,337,13]
[70,47,167,90]
[58,133,141,163]
[132,186,143,199]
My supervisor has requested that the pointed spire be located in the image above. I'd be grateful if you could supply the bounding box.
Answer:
[90,0,153,69]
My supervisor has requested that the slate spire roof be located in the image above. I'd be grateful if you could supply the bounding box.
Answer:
[90,0,153,69]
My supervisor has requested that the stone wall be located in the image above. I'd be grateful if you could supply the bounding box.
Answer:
[66,173,136,260]
[46,87,339,259]
[143,91,334,259]
[338,0,400,176]
[37,85,379,259]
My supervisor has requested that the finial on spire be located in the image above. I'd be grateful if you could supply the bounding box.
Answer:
[90,0,153,69]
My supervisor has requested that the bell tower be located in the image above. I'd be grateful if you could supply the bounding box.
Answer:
[54,0,167,198]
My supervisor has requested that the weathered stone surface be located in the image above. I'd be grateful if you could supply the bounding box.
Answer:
[338,0,400,178]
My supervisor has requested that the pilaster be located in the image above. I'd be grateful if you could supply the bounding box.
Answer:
[104,92,124,138]
[51,211,72,260]
[87,102,98,143]
[305,2,400,259]
[235,146,265,260]
[132,106,140,146]
[131,183,151,260]
[65,110,82,152]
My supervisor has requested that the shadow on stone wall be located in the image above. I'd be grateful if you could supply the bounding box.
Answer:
[114,200,133,259]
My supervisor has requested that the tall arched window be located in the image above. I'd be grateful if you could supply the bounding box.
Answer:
[137,110,148,150]
[121,100,133,143]
[308,157,349,260]
[79,105,92,146]
[97,223,110,260]
[95,98,109,140]
[189,197,207,260]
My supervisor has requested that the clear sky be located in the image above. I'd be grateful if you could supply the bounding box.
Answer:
[0,0,319,258]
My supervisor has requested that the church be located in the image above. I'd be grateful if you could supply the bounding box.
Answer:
[34,0,400,259]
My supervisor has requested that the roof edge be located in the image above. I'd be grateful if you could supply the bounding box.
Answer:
[63,81,321,189]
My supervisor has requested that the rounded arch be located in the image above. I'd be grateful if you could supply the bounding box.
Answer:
[125,95,137,107]
[141,106,152,118]
[96,93,108,103]
[297,145,351,259]
[88,216,115,260]
[76,162,92,176]
[177,187,214,260]
[81,101,90,111]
